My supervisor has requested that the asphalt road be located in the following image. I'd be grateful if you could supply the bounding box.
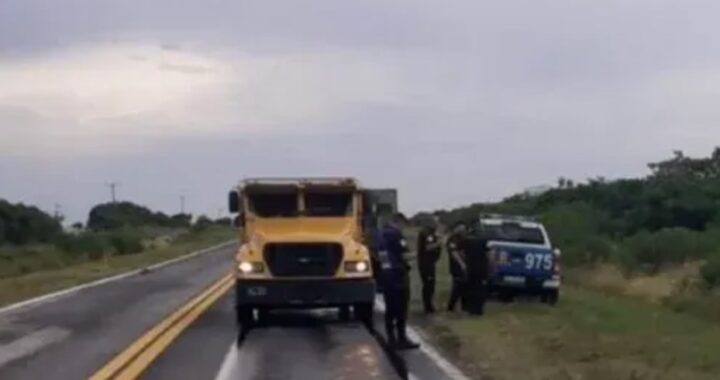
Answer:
[0,243,467,380]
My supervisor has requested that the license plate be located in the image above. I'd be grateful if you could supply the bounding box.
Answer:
[247,286,267,297]
[503,276,526,285]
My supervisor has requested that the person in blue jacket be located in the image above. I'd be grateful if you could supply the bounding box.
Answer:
[377,213,420,350]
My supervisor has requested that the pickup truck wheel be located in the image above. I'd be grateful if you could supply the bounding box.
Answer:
[498,291,514,303]
[542,290,559,306]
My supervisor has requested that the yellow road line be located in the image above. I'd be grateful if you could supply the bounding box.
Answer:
[88,273,234,380]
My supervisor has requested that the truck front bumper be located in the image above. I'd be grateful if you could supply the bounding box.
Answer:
[235,278,376,308]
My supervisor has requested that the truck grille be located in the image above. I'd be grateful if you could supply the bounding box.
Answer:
[263,243,343,277]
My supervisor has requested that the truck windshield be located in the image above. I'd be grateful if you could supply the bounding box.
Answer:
[248,192,298,217]
[482,222,546,245]
[304,192,353,216]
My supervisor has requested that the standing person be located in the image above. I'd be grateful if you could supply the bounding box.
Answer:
[446,222,468,312]
[462,228,492,315]
[417,221,441,313]
[377,213,420,350]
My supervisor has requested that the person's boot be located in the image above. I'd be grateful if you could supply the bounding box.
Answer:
[424,302,436,314]
[387,332,398,349]
[397,335,420,350]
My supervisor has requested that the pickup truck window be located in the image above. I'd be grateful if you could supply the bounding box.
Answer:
[482,222,546,245]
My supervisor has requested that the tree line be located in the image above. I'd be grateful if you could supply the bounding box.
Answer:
[414,148,720,288]
[0,199,231,277]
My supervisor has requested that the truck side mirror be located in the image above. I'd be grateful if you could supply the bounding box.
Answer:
[228,190,239,213]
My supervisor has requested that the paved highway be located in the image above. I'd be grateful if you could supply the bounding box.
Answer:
[0,243,468,380]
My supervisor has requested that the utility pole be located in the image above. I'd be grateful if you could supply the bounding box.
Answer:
[105,182,120,203]
[180,195,186,214]
[53,203,63,221]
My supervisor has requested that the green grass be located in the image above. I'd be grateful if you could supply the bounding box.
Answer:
[405,231,720,380]
[0,227,236,308]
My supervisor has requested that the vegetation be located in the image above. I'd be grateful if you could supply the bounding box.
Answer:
[0,226,235,307]
[87,202,191,230]
[405,234,720,380]
[0,198,235,284]
[0,200,63,245]
[404,149,720,379]
[420,148,720,287]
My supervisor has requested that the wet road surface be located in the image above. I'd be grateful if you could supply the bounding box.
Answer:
[0,243,468,380]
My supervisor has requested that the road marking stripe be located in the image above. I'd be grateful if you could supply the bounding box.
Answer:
[0,241,236,316]
[374,298,472,380]
[88,273,233,380]
[0,326,71,368]
[213,343,240,380]
[115,277,234,379]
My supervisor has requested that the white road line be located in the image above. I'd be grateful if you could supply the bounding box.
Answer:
[214,343,240,380]
[0,241,236,316]
[375,299,472,380]
[0,326,71,367]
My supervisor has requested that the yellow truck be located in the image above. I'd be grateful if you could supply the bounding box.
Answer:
[228,177,385,329]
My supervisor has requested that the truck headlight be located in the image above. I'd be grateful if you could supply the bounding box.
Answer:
[238,261,264,274]
[344,260,370,273]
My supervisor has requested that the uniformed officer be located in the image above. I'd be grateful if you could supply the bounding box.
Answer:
[462,228,492,315]
[446,222,469,312]
[377,213,420,350]
[417,222,441,313]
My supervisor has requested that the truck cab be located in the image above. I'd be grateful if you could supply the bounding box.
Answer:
[479,214,561,304]
[228,177,376,328]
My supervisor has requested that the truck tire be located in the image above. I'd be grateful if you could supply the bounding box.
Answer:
[354,302,374,330]
[236,305,254,345]
[338,306,351,322]
[256,307,270,326]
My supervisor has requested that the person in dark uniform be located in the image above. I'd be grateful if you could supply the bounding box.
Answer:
[377,213,420,350]
[446,222,468,312]
[462,228,492,315]
[417,222,441,313]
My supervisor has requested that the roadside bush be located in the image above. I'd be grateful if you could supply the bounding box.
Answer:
[700,255,720,289]
[619,228,709,273]
[55,229,144,258]
[0,199,63,245]
[106,229,144,255]
[56,233,112,260]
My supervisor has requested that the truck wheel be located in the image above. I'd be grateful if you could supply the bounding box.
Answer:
[235,305,254,345]
[354,303,374,330]
[339,306,351,322]
[256,307,270,327]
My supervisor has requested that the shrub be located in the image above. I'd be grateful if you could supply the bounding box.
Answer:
[106,229,144,255]
[619,228,708,273]
[700,255,720,289]
[0,199,62,244]
[55,232,112,260]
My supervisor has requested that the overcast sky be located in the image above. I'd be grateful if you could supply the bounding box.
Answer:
[2,0,720,223]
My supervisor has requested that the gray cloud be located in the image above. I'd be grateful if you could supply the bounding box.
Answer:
[2,0,720,222]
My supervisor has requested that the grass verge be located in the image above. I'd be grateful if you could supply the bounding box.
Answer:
[407,244,720,380]
[0,227,236,308]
